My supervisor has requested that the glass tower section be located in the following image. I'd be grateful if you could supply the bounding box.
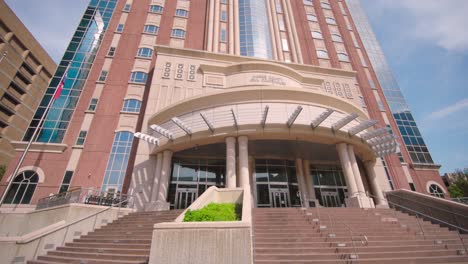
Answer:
[238,0,273,59]
[24,0,117,143]
[346,0,434,164]
[101,131,134,192]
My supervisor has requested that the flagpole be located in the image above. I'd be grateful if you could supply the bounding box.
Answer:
[0,63,70,207]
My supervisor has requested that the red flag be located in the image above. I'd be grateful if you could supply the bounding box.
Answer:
[53,69,68,99]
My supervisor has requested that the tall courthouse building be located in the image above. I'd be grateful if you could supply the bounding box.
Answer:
[1,0,447,209]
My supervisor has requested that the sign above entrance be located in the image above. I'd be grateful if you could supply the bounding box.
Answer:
[249,74,286,86]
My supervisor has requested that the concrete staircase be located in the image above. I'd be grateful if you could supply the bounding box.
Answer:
[27,210,182,264]
[253,207,468,263]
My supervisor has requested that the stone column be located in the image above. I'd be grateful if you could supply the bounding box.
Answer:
[347,145,366,195]
[295,158,308,207]
[226,137,237,188]
[336,143,358,197]
[302,160,316,202]
[365,160,388,207]
[238,136,250,188]
[149,153,163,202]
[157,150,173,202]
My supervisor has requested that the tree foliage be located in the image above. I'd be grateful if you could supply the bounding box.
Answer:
[448,168,468,198]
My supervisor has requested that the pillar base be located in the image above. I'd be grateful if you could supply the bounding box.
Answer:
[345,194,375,208]
[375,202,389,209]
[144,200,170,211]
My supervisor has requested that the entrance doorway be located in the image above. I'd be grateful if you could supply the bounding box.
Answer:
[270,188,290,207]
[321,190,341,207]
[175,188,198,209]
[255,159,300,208]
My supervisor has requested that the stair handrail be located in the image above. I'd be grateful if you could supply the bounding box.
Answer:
[24,196,135,261]
[366,192,468,253]
[387,191,468,220]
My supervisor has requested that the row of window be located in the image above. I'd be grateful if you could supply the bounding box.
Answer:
[98,69,148,84]
[316,50,349,62]
[311,31,343,42]
[86,98,141,113]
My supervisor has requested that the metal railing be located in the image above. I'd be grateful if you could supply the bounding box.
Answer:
[451,197,468,205]
[366,192,468,254]
[36,187,133,210]
[26,196,133,261]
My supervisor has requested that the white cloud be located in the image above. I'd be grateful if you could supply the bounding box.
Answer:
[428,98,468,119]
[369,0,468,52]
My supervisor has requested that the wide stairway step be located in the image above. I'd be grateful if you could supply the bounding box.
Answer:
[26,209,182,264]
[253,208,467,264]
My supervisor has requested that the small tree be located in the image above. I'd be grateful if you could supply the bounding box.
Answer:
[448,168,468,198]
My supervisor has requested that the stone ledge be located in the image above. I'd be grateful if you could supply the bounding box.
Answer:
[11,141,67,153]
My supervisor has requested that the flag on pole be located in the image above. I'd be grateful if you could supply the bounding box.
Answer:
[53,67,69,99]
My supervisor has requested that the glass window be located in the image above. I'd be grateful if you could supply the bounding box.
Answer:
[107,47,116,57]
[325,17,336,25]
[281,38,289,52]
[220,28,227,42]
[143,25,159,34]
[88,98,98,111]
[311,31,323,39]
[220,10,227,21]
[4,170,39,204]
[303,0,313,5]
[221,0,227,3]
[129,71,148,83]
[331,34,343,42]
[171,29,186,38]
[101,131,134,191]
[307,14,318,22]
[149,5,163,13]
[316,49,329,59]
[59,171,74,193]
[116,23,124,33]
[123,3,131,12]
[276,3,282,13]
[76,130,87,145]
[137,47,153,58]
[321,2,331,9]
[278,19,286,31]
[428,184,444,198]
[175,9,188,17]
[98,70,108,82]
[337,52,349,62]
[122,99,142,113]
[239,0,273,59]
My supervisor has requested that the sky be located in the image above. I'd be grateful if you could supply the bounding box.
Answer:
[5,0,468,174]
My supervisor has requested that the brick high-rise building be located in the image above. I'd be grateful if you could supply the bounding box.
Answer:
[1,0,446,209]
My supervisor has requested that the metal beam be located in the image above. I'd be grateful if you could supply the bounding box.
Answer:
[361,127,390,140]
[200,112,215,132]
[149,125,174,140]
[287,105,303,127]
[134,132,159,146]
[332,113,359,132]
[261,105,269,128]
[311,109,334,129]
[171,117,192,135]
[348,119,378,136]
[231,108,238,128]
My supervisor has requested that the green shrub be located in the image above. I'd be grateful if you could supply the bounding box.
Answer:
[183,203,242,222]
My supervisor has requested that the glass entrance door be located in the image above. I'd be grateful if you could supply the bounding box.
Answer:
[175,188,198,209]
[255,159,300,208]
[321,190,341,207]
[270,188,290,207]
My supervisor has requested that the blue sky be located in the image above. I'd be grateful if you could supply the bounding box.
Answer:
[5,0,468,173]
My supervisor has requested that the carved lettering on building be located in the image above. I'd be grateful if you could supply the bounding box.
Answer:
[334,82,344,98]
[175,64,184,80]
[249,74,286,86]
[324,81,354,99]
[188,64,196,82]
[163,62,171,79]
[343,84,353,99]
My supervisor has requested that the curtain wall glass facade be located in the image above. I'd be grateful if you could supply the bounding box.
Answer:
[101,131,134,192]
[24,0,117,143]
[346,0,434,164]
[238,0,273,59]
